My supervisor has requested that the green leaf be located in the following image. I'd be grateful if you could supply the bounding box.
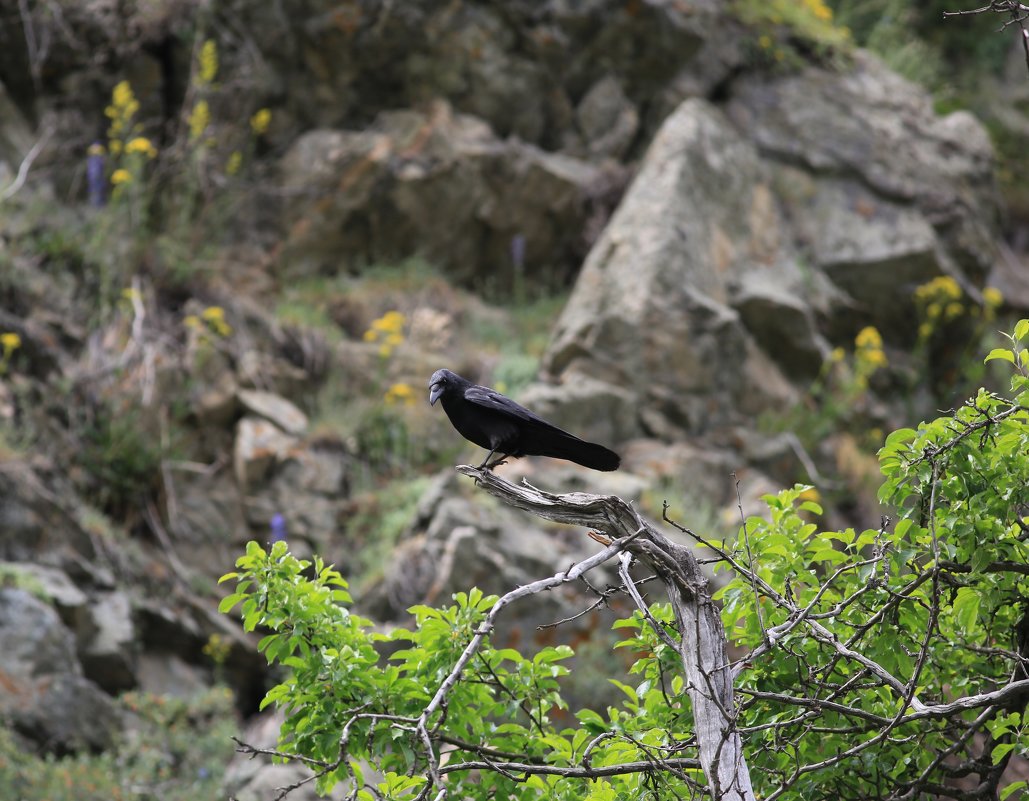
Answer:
[218,593,246,613]
[884,428,917,447]
[985,348,1015,364]
[1002,781,1027,800]
[1014,318,1029,341]
[992,742,1017,764]
[953,587,981,634]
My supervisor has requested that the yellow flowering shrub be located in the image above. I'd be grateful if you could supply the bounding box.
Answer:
[250,109,272,136]
[735,0,850,53]
[188,100,211,142]
[105,80,140,141]
[184,306,232,340]
[363,311,406,358]
[384,383,415,406]
[124,137,157,158]
[198,40,218,85]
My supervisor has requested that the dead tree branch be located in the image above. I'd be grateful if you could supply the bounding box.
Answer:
[455,464,757,801]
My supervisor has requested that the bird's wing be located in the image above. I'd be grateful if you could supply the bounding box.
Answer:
[463,385,561,428]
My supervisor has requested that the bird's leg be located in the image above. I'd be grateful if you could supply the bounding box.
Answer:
[477,447,498,471]
[478,447,509,471]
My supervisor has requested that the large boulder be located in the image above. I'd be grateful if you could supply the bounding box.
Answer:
[541,98,805,440]
[727,51,999,314]
[276,102,617,292]
[539,54,1001,440]
[0,588,121,754]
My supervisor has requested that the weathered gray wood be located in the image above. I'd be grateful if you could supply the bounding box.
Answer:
[456,465,756,800]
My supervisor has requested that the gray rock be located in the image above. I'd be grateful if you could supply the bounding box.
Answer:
[237,389,309,435]
[137,652,209,699]
[234,416,299,490]
[543,98,803,437]
[244,445,347,552]
[727,51,1000,285]
[0,561,88,632]
[276,102,610,291]
[576,75,639,159]
[191,369,239,427]
[80,591,137,694]
[0,588,120,754]
[371,489,613,641]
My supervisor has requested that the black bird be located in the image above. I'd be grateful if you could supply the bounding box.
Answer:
[428,368,620,471]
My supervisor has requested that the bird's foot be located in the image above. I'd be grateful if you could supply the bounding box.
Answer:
[480,457,508,471]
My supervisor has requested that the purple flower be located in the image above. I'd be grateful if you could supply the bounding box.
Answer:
[270,513,287,543]
[87,142,106,207]
[510,233,526,272]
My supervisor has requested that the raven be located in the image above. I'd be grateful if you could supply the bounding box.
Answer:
[428,368,620,471]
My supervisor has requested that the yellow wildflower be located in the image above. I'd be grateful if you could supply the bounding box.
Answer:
[372,311,405,333]
[189,100,210,141]
[759,35,772,49]
[983,287,1003,307]
[363,310,406,356]
[125,137,157,158]
[0,332,21,354]
[225,150,242,176]
[250,108,272,136]
[109,139,123,156]
[198,40,218,85]
[105,81,139,138]
[384,382,415,406]
[111,168,132,185]
[201,306,231,336]
[121,287,141,303]
[184,315,203,331]
[945,302,963,320]
[862,348,888,369]
[854,326,882,350]
[829,347,845,363]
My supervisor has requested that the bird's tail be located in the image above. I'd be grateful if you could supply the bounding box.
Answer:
[534,431,621,471]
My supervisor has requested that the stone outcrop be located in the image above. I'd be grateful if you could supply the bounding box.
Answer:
[537,54,1001,440]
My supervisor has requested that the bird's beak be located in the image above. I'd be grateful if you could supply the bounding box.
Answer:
[429,382,443,406]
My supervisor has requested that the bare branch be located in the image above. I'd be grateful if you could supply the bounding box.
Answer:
[0,127,53,202]
[457,464,757,800]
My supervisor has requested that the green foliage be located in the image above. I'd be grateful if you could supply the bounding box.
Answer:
[0,687,235,801]
[72,399,176,515]
[220,541,701,799]
[833,0,1009,89]
[717,319,1029,796]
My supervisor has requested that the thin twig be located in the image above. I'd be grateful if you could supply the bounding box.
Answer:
[0,127,53,201]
